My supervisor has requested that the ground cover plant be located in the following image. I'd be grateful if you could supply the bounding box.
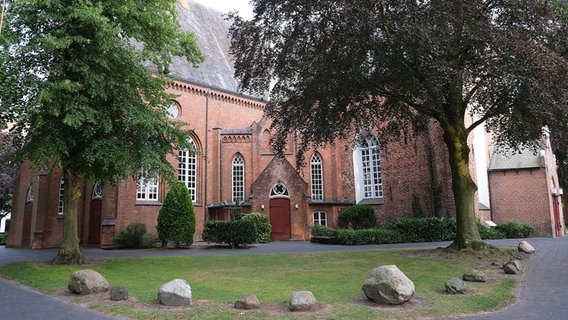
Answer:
[0,248,519,320]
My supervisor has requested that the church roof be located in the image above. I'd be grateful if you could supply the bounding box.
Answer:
[488,147,542,171]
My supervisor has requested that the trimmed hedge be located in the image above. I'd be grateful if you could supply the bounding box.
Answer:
[202,219,258,248]
[242,212,272,243]
[478,221,506,240]
[495,221,535,238]
[336,228,403,245]
[338,205,377,230]
[114,222,156,249]
[386,217,457,242]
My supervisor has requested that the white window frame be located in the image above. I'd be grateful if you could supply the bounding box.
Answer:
[58,177,64,215]
[310,154,323,200]
[353,133,383,203]
[178,137,197,202]
[313,211,327,226]
[136,173,159,202]
[232,154,245,203]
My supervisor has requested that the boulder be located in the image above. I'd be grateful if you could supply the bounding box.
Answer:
[518,241,535,254]
[158,279,192,306]
[503,259,522,274]
[445,278,468,294]
[289,291,317,311]
[68,269,109,295]
[462,269,487,282]
[110,286,128,301]
[362,265,414,305]
[235,294,260,310]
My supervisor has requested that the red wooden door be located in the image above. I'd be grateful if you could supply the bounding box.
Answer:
[270,198,291,240]
[22,202,33,247]
[88,199,102,245]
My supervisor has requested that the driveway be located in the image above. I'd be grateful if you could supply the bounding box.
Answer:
[0,237,566,319]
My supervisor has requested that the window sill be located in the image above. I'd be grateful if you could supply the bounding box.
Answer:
[135,201,163,206]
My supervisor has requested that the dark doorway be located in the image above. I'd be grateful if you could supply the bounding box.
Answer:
[88,199,102,245]
[22,202,33,247]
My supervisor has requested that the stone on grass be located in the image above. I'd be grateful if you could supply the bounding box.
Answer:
[158,279,192,306]
[462,269,487,282]
[110,286,128,301]
[503,259,522,274]
[289,291,317,311]
[235,294,260,310]
[362,265,415,305]
[68,269,109,295]
[445,278,468,294]
[518,241,535,254]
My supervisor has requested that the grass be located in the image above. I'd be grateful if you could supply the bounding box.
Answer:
[0,248,518,320]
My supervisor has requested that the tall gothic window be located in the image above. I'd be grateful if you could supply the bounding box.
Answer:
[353,132,383,203]
[232,155,245,203]
[178,137,197,202]
[310,154,323,200]
[136,172,159,201]
[58,177,64,215]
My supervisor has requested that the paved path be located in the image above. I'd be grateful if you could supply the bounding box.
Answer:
[0,237,566,319]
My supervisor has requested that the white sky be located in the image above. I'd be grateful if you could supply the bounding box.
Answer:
[192,0,254,20]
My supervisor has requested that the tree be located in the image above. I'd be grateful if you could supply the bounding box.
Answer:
[0,0,203,264]
[0,131,18,219]
[157,181,195,247]
[229,0,568,250]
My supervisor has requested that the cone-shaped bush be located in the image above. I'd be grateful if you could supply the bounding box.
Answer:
[157,181,195,247]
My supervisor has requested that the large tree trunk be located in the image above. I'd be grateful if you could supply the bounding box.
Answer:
[51,166,84,265]
[442,121,483,251]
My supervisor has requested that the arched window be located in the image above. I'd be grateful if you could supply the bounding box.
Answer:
[310,154,323,200]
[26,186,34,203]
[136,172,159,201]
[353,132,383,203]
[312,211,327,226]
[58,177,64,215]
[270,181,290,198]
[92,182,102,200]
[178,137,197,202]
[232,154,245,203]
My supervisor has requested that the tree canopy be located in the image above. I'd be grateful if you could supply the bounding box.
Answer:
[0,0,203,263]
[229,0,568,249]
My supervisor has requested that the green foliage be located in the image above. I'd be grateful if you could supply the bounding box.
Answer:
[114,222,156,249]
[242,212,271,243]
[495,221,536,238]
[337,205,377,230]
[157,182,196,247]
[202,219,258,248]
[0,233,6,245]
[478,221,506,240]
[386,217,457,243]
[335,229,403,245]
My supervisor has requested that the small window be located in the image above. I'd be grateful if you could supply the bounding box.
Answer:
[58,177,64,215]
[137,172,159,201]
[313,211,327,226]
[92,182,102,199]
[232,155,245,203]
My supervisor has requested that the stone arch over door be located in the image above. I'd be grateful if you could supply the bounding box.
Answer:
[269,181,291,240]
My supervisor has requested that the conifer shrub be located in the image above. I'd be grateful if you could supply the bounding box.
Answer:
[157,181,196,247]
[242,212,272,243]
[495,221,535,238]
[337,205,377,230]
[114,222,156,248]
[202,219,257,248]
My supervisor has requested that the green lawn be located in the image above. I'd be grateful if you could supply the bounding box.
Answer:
[0,248,517,319]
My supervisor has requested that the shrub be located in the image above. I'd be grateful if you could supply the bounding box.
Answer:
[242,212,272,243]
[478,221,506,240]
[310,224,338,243]
[0,233,6,245]
[386,217,456,242]
[114,222,156,248]
[157,181,196,247]
[335,228,403,245]
[337,205,377,230]
[495,221,535,238]
[202,219,258,248]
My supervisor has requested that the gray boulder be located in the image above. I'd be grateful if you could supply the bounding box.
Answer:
[504,259,522,274]
[289,291,317,311]
[462,269,487,282]
[158,279,192,306]
[362,265,415,305]
[518,241,535,254]
[445,278,468,294]
[110,286,128,301]
[68,269,109,295]
[235,294,260,310]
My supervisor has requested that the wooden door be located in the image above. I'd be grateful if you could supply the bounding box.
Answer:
[553,196,562,237]
[22,202,33,247]
[88,199,102,245]
[270,198,291,240]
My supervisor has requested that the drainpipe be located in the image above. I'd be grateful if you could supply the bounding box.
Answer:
[204,88,210,221]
